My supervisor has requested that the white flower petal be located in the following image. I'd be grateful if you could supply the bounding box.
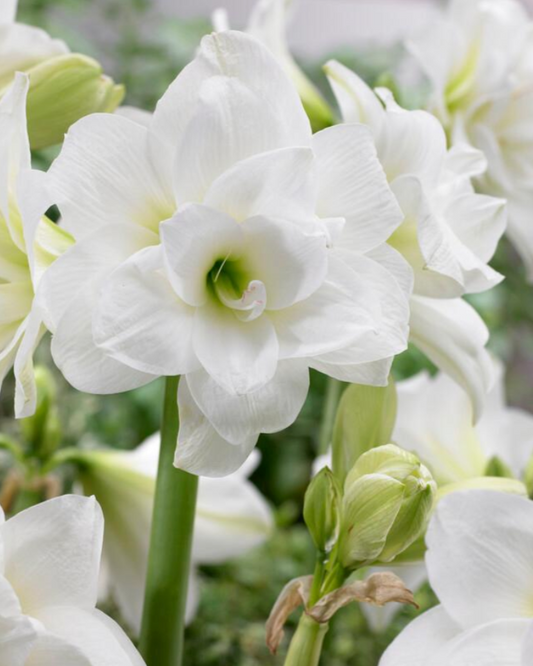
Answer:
[27,632,91,666]
[185,360,309,447]
[34,606,145,666]
[150,30,310,180]
[241,215,329,309]
[176,377,258,477]
[313,123,403,253]
[409,296,493,422]
[0,24,67,87]
[324,60,384,132]
[0,613,36,666]
[51,282,156,395]
[160,203,244,307]
[379,605,461,666]
[427,491,533,628]
[440,618,532,666]
[13,307,45,418]
[49,113,174,240]
[194,466,273,563]
[204,146,316,222]
[38,223,158,333]
[0,73,31,252]
[0,0,17,24]
[173,73,307,203]
[523,624,533,666]
[193,298,279,395]
[377,105,447,188]
[1,496,103,615]
[394,371,486,485]
[93,246,198,377]
[310,357,392,386]
[276,250,408,363]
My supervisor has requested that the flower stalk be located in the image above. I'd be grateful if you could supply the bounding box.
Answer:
[283,614,329,666]
[139,376,199,666]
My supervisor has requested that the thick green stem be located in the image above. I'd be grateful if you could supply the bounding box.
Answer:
[139,376,199,666]
[318,378,343,455]
[284,614,329,666]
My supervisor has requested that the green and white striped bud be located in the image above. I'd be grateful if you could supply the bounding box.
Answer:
[339,444,436,570]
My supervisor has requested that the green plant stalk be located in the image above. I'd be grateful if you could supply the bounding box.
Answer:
[139,376,199,666]
[318,377,343,455]
[284,614,329,666]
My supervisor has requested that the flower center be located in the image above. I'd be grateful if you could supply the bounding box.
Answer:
[208,258,266,322]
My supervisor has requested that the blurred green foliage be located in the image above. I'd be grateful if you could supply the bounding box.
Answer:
[2,2,533,664]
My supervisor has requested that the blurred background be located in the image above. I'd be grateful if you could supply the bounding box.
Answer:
[5,1,533,664]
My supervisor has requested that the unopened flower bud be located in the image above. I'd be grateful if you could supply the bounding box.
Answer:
[339,444,436,569]
[24,53,125,149]
[303,466,342,553]
[20,366,61,459]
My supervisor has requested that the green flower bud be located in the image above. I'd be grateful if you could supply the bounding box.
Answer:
[20,366,61,459]
[23,53,125,150]
[339,444,436,570]
[303,466,342,553]
[332,379,397,484]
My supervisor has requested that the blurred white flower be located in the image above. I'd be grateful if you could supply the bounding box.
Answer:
[0,72,72,418]
[380,491,533,665]
[77,434,274,634]
[394,361,533,486]
[0,494,145,665]
[40,30,410,477]
[324,61,506,417]
[409,0,533,280]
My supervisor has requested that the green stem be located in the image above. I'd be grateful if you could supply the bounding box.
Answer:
[12,485,43,513]
[284,614,329,666]
[318,378,343,455]
[139,376,199,666]
[308,556,326,607]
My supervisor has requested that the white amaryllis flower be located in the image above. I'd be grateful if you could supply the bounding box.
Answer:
[75,434,273,634]
[39,30,409,477]
[0,494,145,666]
[380,491,533,666]
[324,61,506,417]
[409,0,533,279]
[0,72,72,418]
[212,0,333,129]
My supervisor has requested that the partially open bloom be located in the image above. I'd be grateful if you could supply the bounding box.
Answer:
[40,30,409,476]
[75,434,273,633]
[0,495,145,665]
[409,0,533,279]
[325,61,506,417]
[0,72,73,418]
[380,491,533,665]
